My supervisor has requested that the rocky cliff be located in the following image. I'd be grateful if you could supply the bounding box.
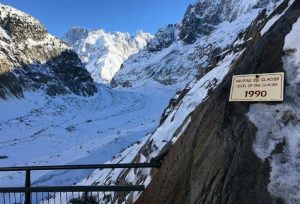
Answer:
[63,28,152,83]
[136,0,300,203]
[77,0,300,203]
[0,4,97,99]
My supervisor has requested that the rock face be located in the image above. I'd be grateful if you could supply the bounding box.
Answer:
[63,28,152,83]
[136,0,300,203]
[111,0,281,88]
[0,4,97,99]
[147,24,177,52]
[178,0,276,44]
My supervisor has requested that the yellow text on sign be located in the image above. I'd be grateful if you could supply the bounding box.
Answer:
[229,72,284,102]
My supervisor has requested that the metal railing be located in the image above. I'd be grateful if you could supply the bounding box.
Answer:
[0,162,161,204]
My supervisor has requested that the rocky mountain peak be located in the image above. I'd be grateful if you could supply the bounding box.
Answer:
[111,0,282,88]
[63,27,89,46]
[63,28,153,83]
[0,3,47,42]
[0,3,97,98]
[179,0,281,44]
[147,24,177,52]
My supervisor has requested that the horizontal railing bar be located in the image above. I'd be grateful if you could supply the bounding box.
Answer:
[0,185,145,192]
[0,162,161,172]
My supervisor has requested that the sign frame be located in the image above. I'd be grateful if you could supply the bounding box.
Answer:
[229,72,284,102]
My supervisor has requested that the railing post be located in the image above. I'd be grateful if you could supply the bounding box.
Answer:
[25,170,31,204]
[0,162,163,204]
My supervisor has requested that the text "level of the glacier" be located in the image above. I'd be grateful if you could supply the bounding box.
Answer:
[229,72,284,102]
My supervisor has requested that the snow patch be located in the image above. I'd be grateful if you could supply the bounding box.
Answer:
[248,16,300,204]
[261,0,295,35]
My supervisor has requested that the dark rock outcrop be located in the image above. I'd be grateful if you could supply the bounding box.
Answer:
[147,24,177,52]
[136,1,300,204]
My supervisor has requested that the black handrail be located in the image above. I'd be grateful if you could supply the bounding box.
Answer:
[0,162,161,171]
[0,161,161,204]
[0,185,145,192]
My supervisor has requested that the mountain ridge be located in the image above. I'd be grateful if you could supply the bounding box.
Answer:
[111,0,282,88]
[63,27,153,83]
[0,3,97,99]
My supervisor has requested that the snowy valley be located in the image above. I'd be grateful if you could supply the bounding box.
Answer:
[0,84,176,187]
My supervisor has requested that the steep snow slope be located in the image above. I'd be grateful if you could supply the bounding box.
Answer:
[63,28,152,83]
[0,4,96,98]
[111,0,282,88]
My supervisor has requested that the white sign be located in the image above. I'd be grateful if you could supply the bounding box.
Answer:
[229,72,284,102]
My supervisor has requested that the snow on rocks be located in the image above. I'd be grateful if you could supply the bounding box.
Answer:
[260,0,295,35]
[63,28,153,83]
[248,16,300,204]
[111,0,282,88]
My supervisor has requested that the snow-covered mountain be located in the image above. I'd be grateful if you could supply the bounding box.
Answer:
[68,0,300,204]
[111,0,281,88]
[0,4,96,98]
[63,28,153,83]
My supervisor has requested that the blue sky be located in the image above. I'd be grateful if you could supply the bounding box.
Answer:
[1,0,196,37]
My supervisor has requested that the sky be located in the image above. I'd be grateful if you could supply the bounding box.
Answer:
[0,0,196,37]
